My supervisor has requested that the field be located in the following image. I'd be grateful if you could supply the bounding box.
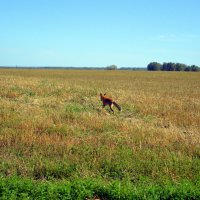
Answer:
[0,68,200,199]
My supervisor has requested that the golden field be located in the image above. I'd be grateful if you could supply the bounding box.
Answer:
[0,68,200,183]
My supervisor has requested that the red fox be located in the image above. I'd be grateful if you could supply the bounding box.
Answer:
[100,93,122,113]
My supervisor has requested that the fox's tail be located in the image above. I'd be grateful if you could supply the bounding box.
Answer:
[113,101,122,111]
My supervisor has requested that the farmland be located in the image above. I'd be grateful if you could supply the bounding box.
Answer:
[0,68,200,199]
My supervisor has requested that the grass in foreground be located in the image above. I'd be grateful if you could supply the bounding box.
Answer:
[1,177,200,200]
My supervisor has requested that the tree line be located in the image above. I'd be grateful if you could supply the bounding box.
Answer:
[147,62,200,72]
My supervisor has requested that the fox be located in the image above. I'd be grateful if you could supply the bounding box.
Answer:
[100,93,122,113]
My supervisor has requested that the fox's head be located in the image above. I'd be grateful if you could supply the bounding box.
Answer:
[100,93,106,100]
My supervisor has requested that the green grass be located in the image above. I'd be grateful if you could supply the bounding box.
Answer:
[0,69,200,199]
[1,177,200,200]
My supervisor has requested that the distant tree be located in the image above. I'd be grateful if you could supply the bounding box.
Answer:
[175,63,186,71]
[191,65,199,72]
[161,62,177,71]
[161,62,168,71]
[147,61,199,72]
[184,66,191,71]
[147,62,162,71]
[106,65,118,70]
[167,62,176,71]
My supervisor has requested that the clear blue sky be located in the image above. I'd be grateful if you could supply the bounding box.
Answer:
[0,0,200,67]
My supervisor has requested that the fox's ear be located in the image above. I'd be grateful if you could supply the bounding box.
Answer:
[104,93,106,96]
[100,93,102,95]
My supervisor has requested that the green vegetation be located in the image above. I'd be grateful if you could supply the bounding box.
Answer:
[1,177,200,199]
[105,65,118,70]
[147,62,200,71]
[0,69,200,199]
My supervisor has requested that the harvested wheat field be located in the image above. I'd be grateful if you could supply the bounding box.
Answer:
[0,68,200,199]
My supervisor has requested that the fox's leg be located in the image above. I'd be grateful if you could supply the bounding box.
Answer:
[109,104,114,113]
